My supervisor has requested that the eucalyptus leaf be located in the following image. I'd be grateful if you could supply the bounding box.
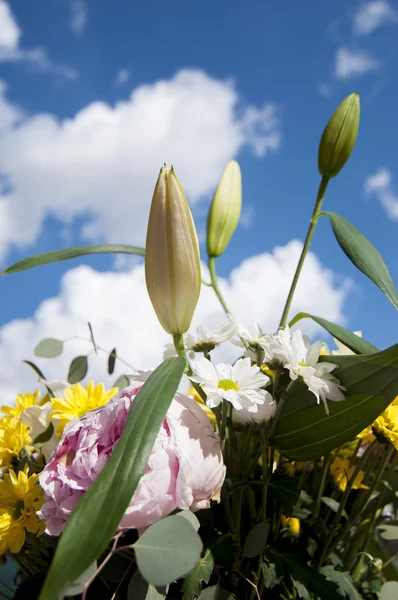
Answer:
[22,361,54,397]
[326,212,398,310]
[34,338,63,358]
[58,561,97,599]
[127,572,165,600]
[2,243,145,275]
[133,514,202,587]
[38,357,186,600]
[114,374,130,390]
[321,497,348,520]
[197,586,234,600]
[288,312,378,354]
[379,582,398,600]
[67,356,88,384]
[176,509,200,531]
[243,522,269,558]
[108,348,117,375]
[377,525,398,540]
[32,422,54,449]
[275,344,398,460]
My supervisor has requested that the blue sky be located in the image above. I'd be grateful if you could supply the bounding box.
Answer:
[0,0,397,399]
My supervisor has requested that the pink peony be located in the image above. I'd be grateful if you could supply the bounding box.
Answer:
[38,386,225,536]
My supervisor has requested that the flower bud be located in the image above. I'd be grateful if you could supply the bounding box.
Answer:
[145,166,201,334]
[207,160,242,258]
[318,92,360,179]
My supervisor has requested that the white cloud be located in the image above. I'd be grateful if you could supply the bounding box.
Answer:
[69,0,87,35]
[0,81,22,134]
[334,47,379,79]
[365,167,398,220]
[353,1,398,35]
[0,69,281,261]
[0,240,351,401]
[317,83,331,98]
[0,0,20,48]
[0,0,78,80]
[115,68,130,86]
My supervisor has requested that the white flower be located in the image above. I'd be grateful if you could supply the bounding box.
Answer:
[189,356,269,412]
[231,322,274,362]
[20,402,59,462]
[332,331,362,355]
[232,393,276,427]
[268,326,294,364]
[284,330,345,414]
[163,320,236,360]
[127,369,153,384]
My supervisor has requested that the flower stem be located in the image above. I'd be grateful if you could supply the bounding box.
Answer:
[279,175,329,329]
[208,257,231,315]
[314,453,333,518]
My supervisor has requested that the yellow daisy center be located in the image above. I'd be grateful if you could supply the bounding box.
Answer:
[218,379,239,392]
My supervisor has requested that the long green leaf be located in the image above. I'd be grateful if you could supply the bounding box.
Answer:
[39,357,186,600]
[326,212,398,310]
[1,244,145,275]
[275,344,398,460]
[289,312,378,354]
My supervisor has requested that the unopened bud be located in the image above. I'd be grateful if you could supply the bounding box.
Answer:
[207,160,242,257]
[145,166,201,334]
[318,92,360,179]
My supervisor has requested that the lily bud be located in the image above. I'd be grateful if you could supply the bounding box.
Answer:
[145,166,201,334]
[207,160,242,258]
[318,92,360,179]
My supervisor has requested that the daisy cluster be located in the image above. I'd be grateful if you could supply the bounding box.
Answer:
[167,320,346,423]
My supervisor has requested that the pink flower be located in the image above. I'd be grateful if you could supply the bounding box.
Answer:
[38,387,225,536]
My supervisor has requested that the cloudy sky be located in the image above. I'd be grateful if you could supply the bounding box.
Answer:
[0,0,397,400]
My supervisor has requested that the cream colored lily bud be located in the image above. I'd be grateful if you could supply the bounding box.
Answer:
[207,160,242,258]
[145,166,201,334]
[318,92,360,179]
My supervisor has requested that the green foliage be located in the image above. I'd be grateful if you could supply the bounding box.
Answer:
[182,548,214,600]
[326,212,398,310]
[1,243,145,275]
[34,338,63,358]
[379,582,398,600]
[267,548,340,599]
[242,522,269,558]
[275,344,398,459]
[38,357,186,600]
[113,374,130,389]
[127,572,166,599]
[268,474,301,516]
[320,566,364,600]
[288,313,378,354]
[32,422,54,449]
[134,515,202,587]
[321,497,348,520]
[108,348,117,375]
[67,355,88,384]
[197,586,234,599]
[377,525,398,540]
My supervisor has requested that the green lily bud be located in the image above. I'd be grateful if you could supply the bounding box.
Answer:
[145,166,201,335]
[207,160,242,258]
[318,92,360,179]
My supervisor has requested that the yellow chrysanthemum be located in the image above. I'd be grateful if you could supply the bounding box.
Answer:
[186,386,216,428]
[1,390,42,420]
[356,425,376,445]
[373,404,398,450]
[50,381,119,433]
[0,464,45,555]
[0,420,32,468]
[281,516,300,536]
[330,456,368,493]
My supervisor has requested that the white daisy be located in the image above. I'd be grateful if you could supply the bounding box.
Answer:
[232,393,276,427]
[284,330,345,414]
[163,320,236,359]
[189,356,270,412]
[231,322,274,362]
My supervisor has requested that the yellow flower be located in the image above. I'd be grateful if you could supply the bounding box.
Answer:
[373,404,398,450]
[330,456,368,493]
[281,515,300,536]
[0,421,32,468]
[0,464,45,555]
[186,386,216,428]
[1,390,42,420]
[357,425,376,445]
[50,381,119,434]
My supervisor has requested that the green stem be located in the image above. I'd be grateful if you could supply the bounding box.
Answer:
[279,176,329,329]
[219,400,229,449]
[319,439,378,565]
[314,454,333,518]
[173,333,187,360]
[0,581,14,595]
[208,257,231,315]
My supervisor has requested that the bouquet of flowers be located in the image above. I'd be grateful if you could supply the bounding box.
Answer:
[0,92,397,600]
